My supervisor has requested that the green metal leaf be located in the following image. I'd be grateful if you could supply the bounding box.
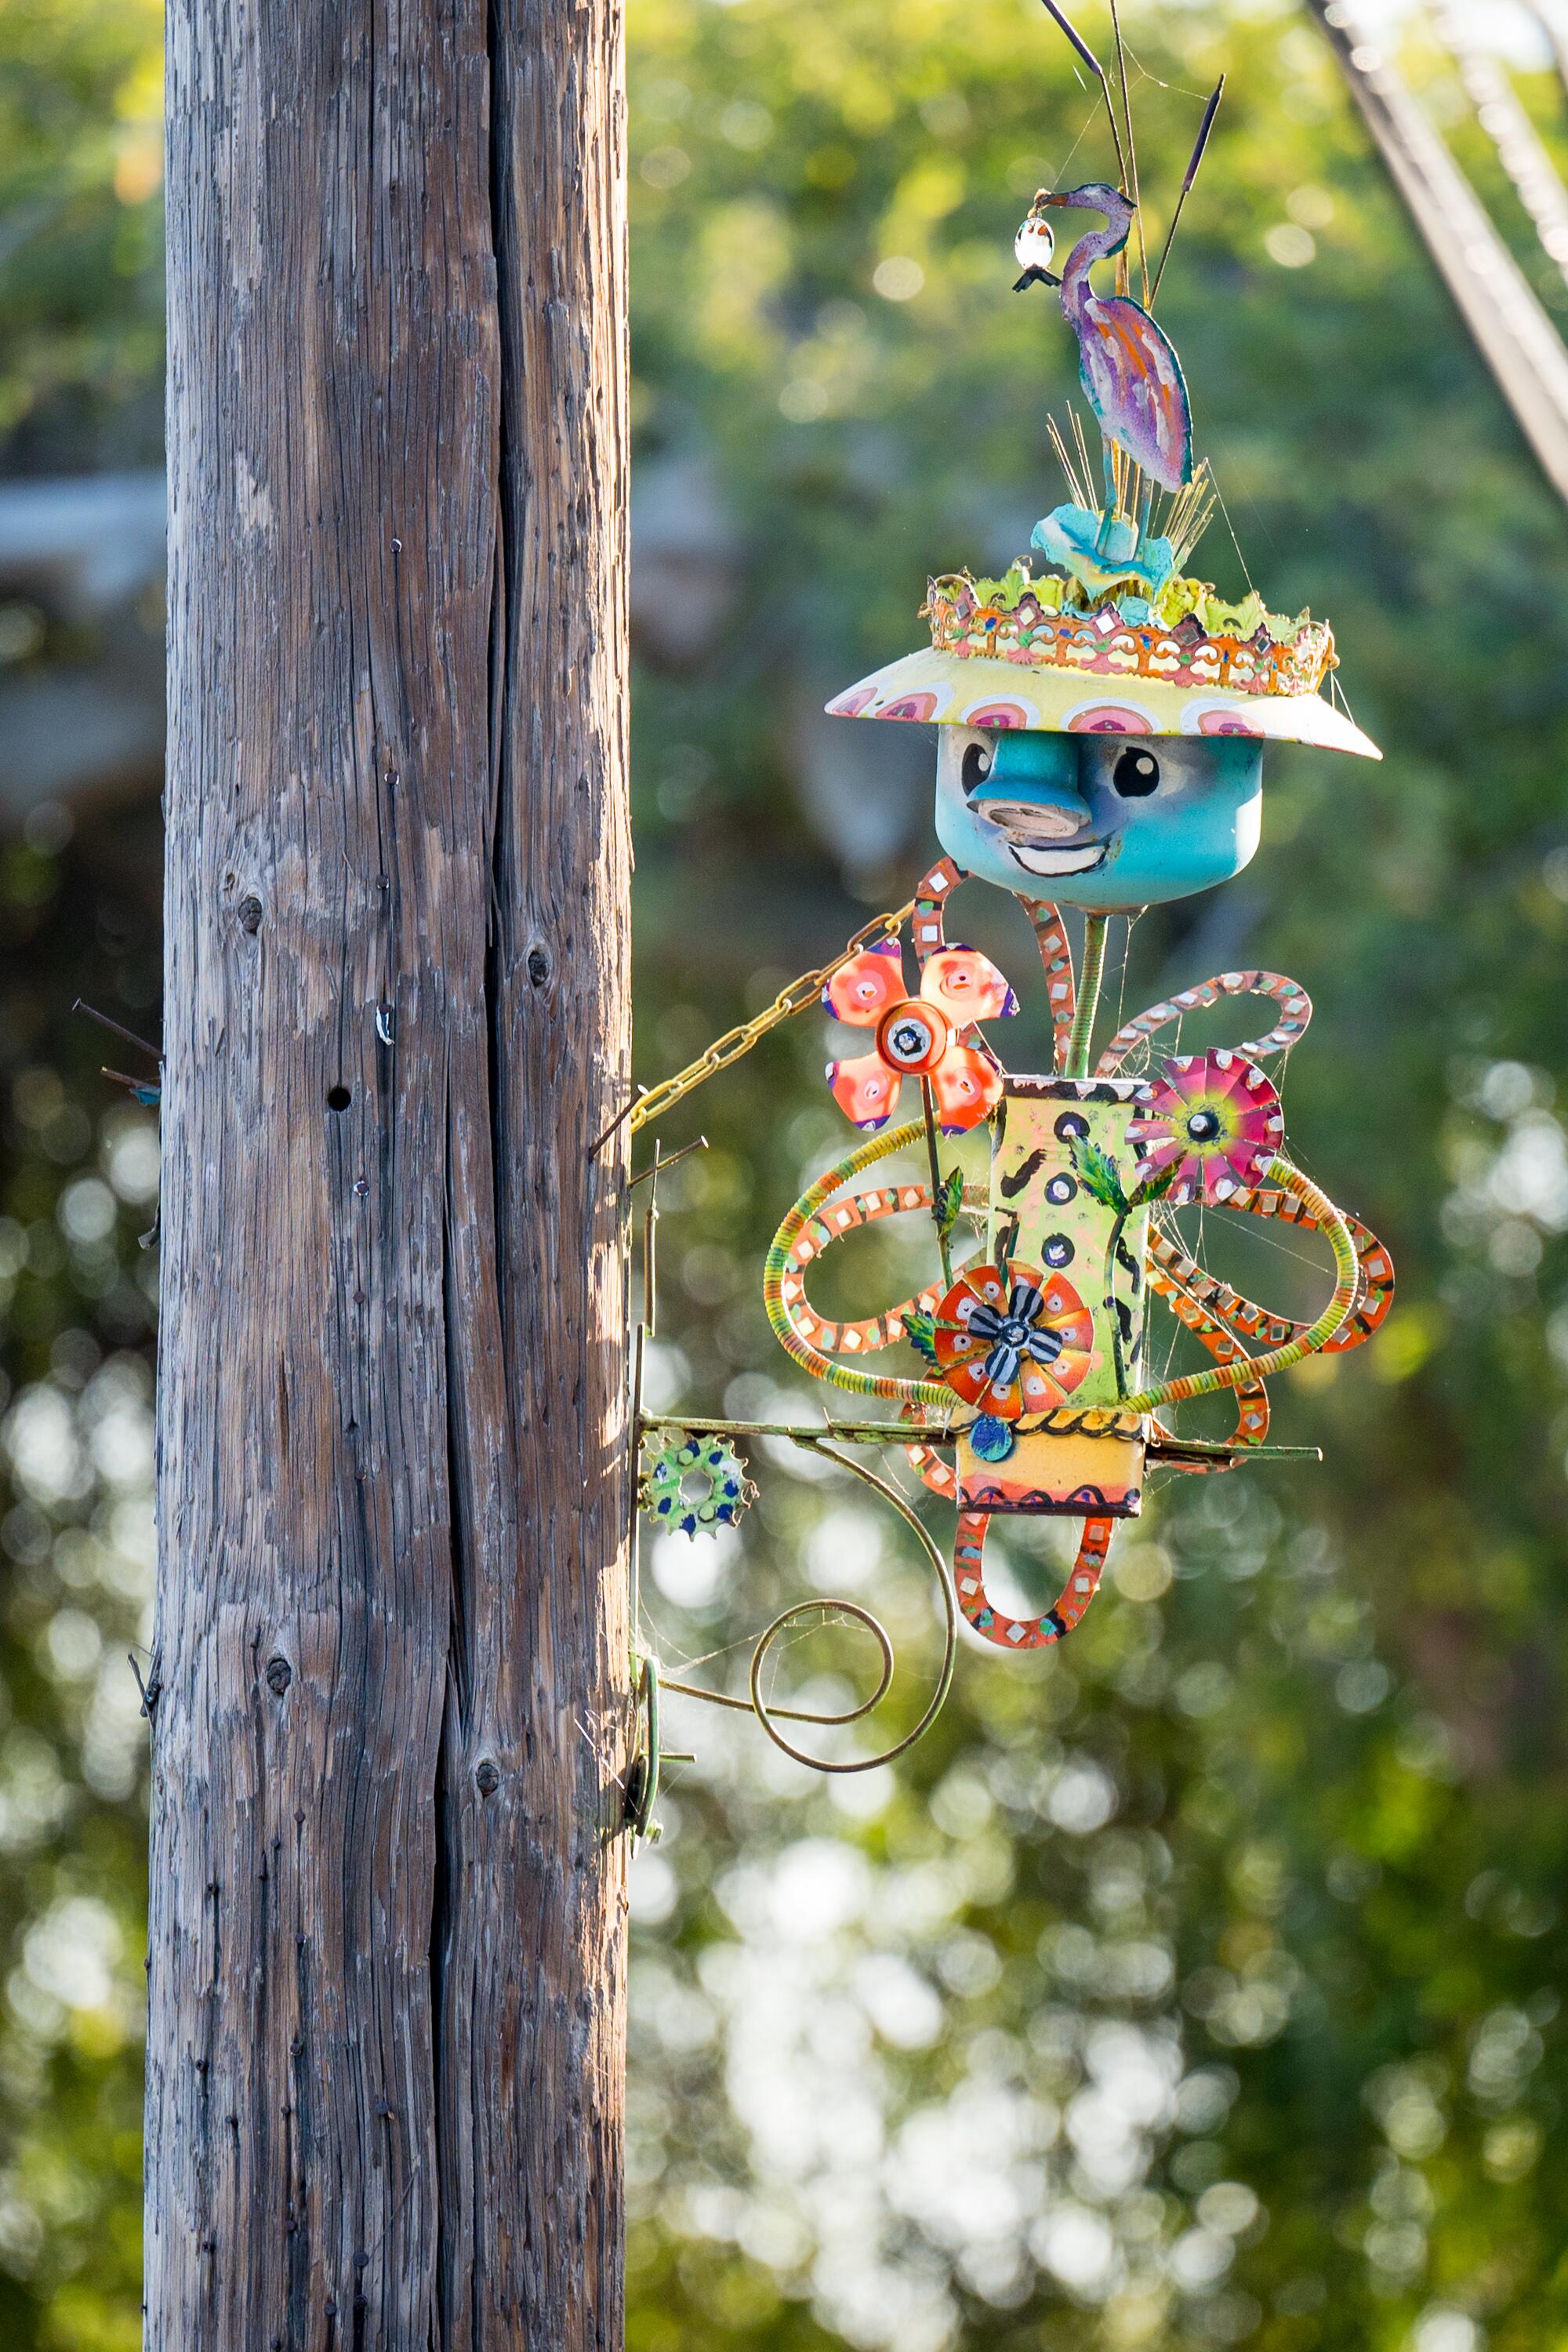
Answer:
[902,1308,940,1368]
[1071,1135,1129,1214]
[935,1165,964,1241]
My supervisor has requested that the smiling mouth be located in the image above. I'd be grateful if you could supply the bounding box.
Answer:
[1007,840,1107,877]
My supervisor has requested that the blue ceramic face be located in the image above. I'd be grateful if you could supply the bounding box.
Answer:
[933,727,1264,913]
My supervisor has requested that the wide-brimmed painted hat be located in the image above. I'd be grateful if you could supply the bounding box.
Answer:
[827,556,1381,760]
[826,644,1379,759]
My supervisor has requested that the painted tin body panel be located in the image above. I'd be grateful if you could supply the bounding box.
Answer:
[956,1077,1149,1515]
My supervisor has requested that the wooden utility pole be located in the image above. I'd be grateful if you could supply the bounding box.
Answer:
[149,2,631,2343]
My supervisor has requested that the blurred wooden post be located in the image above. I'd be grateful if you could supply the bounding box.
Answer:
[1308,0,1568,510]
[149,2,632,2343]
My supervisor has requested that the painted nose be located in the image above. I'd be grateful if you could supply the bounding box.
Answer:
[971,781,1095,840]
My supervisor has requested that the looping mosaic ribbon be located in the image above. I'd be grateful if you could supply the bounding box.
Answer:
[764,1123,957,1406]
[1096,967,1313,1076]
[1149,1185,1395,1358]
[953,1512,1116,1651]
[1121,1155,1359,1413]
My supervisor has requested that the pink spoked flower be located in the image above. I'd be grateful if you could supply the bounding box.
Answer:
[1127,1050,1285,1205]
[823,939,1017,1134]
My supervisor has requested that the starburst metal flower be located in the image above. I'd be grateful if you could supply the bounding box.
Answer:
[1127,1050,1284,1205]
[822,938,1017,1133]
[933,1258,1096,1421]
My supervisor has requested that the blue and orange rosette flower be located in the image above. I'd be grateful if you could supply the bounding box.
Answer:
[933,1258,1096,1420]
[822,939,1017,1134]
[1127,1050,1285,1205]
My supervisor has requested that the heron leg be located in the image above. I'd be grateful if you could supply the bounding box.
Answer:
[1096,448,1119,548]
[1137,475,1155,556]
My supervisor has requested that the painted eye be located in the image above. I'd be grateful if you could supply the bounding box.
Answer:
[1112,748,1161,797]
[961,739,994,795]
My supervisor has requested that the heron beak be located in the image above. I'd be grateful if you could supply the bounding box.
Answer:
[1034,188,1135,212]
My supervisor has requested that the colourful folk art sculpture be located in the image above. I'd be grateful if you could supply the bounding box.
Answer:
[626,74,1394,1785]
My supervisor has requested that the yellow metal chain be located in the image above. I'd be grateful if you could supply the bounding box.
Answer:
[614,898,916,1143]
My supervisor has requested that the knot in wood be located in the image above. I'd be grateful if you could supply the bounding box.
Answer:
[475,1759,501,1796]
[264,1654,292,1697]
[236,893,263,935]
[527,944,551,989]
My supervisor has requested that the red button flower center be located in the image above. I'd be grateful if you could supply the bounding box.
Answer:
[874,997,951,1076]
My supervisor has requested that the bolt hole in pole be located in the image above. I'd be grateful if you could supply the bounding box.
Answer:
[326,1084,352,1112]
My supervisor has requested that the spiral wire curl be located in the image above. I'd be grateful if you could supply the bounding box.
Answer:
[657,1435,958,1773]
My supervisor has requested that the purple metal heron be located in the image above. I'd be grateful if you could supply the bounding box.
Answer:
[1022,182,1193,497]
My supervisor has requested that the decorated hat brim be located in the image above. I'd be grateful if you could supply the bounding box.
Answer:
[825,648,1381,760]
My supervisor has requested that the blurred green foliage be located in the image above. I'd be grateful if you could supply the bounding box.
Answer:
[0,0,162,469]
[0,11,167,2349]
[5,2,1568,2349]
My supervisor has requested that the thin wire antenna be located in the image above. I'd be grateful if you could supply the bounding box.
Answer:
[1150,74,1225,304]
[1107,0,1149,301]
[1070,405,1098,507]
[1210,466,1258,597]
[1047,412,1094,508]
[1040,0,1130,191]
[1154,456,1216,568]
[1051,96,1105,195]
[1116,34,1213,104]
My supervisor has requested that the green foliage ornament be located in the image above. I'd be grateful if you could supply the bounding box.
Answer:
[639,1431,757,1537]
[935,1163,965,1242]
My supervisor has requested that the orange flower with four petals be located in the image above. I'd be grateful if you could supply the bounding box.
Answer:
[823,939,1017,1133]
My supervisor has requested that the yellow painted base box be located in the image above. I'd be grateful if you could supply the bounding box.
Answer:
[956,1425,1145,1518]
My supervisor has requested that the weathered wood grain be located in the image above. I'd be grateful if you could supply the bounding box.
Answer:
[151,2,630,2343]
